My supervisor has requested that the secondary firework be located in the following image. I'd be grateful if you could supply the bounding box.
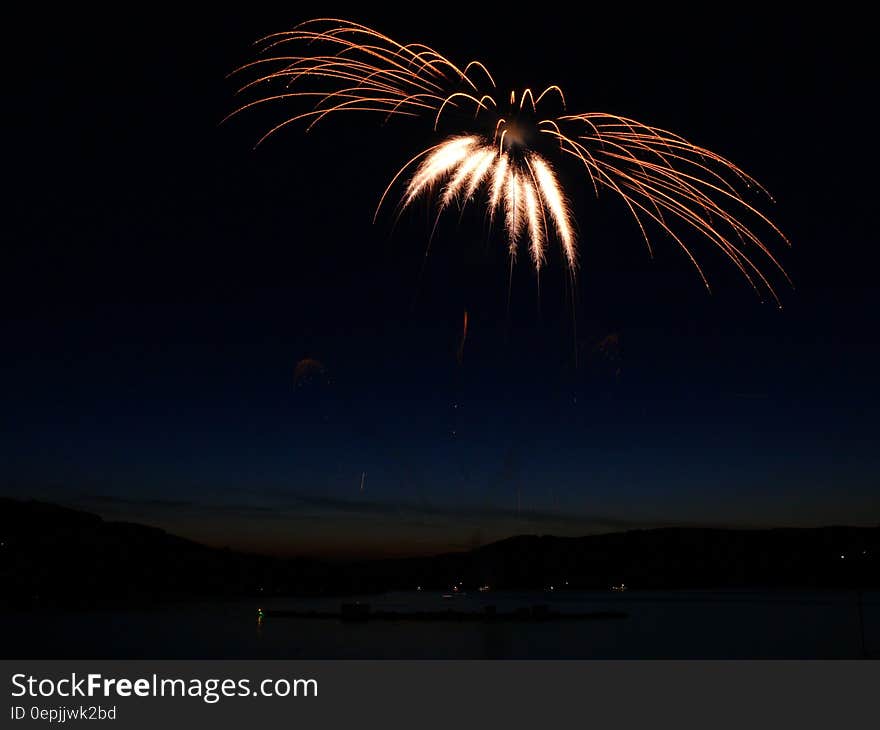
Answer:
[228,18,789,303]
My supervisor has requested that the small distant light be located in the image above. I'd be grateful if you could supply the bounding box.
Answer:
[840,554,846,560]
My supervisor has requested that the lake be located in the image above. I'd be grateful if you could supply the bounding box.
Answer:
[4,590,877,659]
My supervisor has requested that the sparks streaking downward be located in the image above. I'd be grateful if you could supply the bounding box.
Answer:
[228,18,790,303]
[397,135,572,272]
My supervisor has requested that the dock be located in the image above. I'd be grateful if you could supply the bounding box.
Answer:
[263,604,628,622]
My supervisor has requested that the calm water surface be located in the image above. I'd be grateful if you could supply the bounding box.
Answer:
[4,590,877,659]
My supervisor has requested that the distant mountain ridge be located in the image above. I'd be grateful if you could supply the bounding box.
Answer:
[1,498,877,608]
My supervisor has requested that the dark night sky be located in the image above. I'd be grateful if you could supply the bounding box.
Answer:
[2,6,877,556]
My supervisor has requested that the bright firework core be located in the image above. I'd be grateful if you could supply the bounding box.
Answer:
[401,135,575,272]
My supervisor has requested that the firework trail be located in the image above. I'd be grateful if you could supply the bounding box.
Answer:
[457,309,468,365]
[228,18,790,303]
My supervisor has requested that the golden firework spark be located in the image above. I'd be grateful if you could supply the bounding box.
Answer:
[228,18,790,303]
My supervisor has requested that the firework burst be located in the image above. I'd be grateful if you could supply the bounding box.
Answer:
[228,18,790,303]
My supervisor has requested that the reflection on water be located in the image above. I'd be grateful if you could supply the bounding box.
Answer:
[4,590,877,659]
